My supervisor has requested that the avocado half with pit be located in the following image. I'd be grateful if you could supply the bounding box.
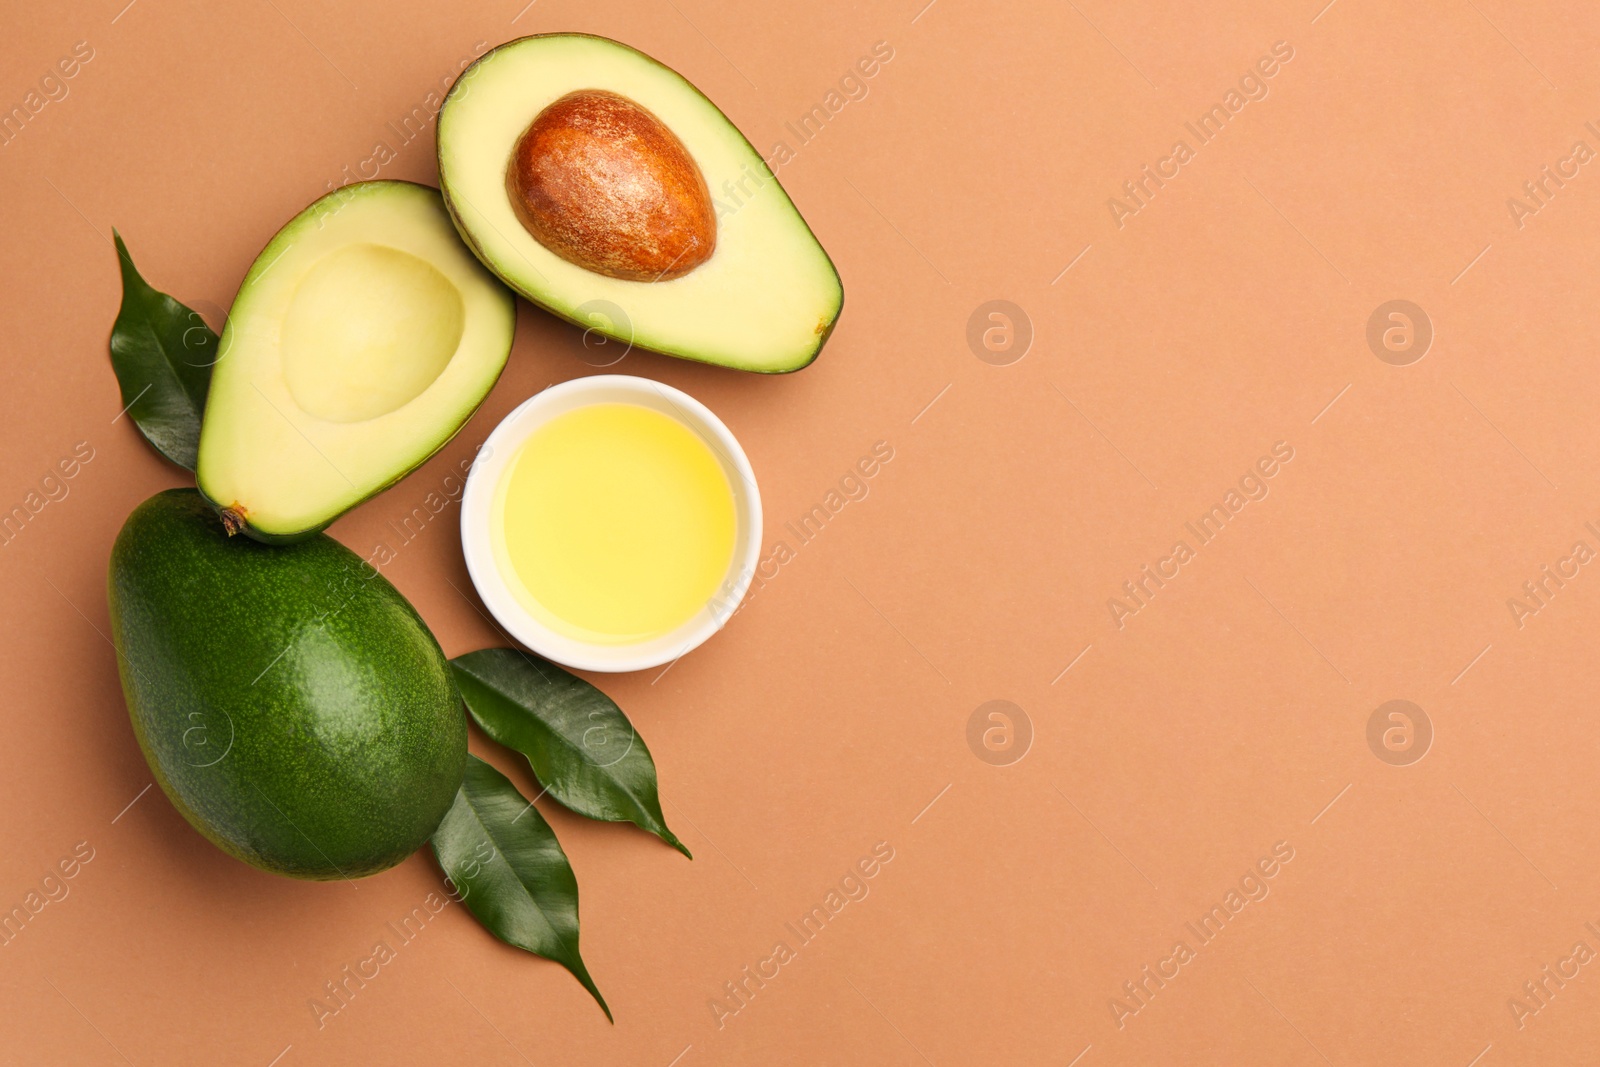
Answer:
[436,34,843,373]
[196,180,515,543]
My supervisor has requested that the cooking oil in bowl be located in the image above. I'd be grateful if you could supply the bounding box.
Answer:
[490,401,737,645]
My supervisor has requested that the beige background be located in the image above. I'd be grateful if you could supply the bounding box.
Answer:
[5,0,1600,1063]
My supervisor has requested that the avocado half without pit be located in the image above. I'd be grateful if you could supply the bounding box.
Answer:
[196,180,516,543]
[437,34,843,373]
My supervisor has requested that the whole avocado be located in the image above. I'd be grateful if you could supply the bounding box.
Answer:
[107,489,466,879]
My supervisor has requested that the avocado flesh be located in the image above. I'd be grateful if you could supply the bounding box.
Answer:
[437,34,843,373]
[196,180,515,542]
[108,489,467,880]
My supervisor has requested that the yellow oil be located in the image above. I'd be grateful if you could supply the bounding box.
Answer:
[491,402,737,644]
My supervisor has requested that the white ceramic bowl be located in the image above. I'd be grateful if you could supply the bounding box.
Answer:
[460,374,762,673]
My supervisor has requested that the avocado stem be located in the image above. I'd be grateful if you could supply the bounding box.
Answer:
[218,506,247,537]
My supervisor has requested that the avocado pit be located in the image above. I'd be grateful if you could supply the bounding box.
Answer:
[507,89,716,282]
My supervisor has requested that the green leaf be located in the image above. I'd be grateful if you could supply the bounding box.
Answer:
[451,648,691,858]
[433,755,611,1021]
[109,230,219,470]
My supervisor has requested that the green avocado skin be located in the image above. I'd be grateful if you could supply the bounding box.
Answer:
[107,489,466,880]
